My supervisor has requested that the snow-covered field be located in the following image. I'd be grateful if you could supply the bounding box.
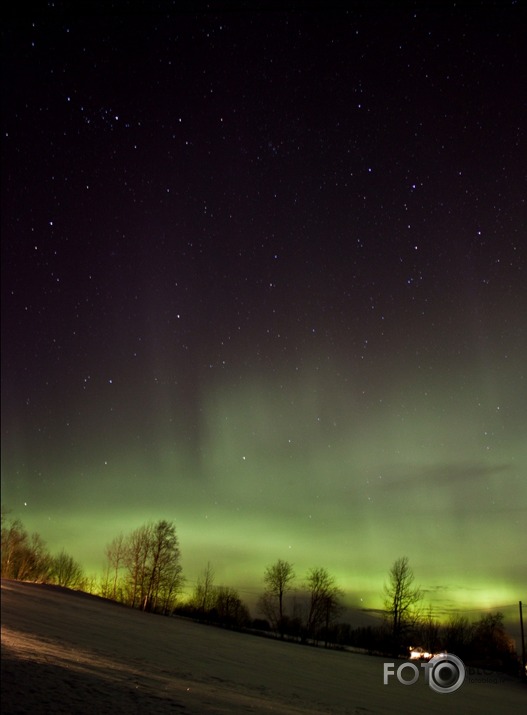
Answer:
[1,579,524,714]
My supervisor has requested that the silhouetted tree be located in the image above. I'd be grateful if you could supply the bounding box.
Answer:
[49,550,84,589]
[123,523,151,608]
[443,615,474,658]
[212,586,250,628]
[103,533,126,601]
[304,567,343,645]
[143,520,183,613]
[383,556,422,653]
[1,514,50,582]
[258,559,295,637]
[471,612,516,667]
[442,614,474,658]
[117,520,183,613]
[190,561,216,617]
[415,605,441,654]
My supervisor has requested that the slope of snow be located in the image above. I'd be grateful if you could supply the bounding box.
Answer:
[1,580,524,714]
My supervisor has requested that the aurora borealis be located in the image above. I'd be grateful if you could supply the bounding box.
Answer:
[1,2,526,620]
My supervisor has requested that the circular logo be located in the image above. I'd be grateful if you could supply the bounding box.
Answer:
[427,653,465,693]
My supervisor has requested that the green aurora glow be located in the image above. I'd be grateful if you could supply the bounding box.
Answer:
[4,356,525,617]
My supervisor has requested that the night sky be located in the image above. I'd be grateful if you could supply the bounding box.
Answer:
[2,1,526,617]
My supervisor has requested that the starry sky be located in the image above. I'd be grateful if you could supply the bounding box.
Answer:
[2,1,526,619]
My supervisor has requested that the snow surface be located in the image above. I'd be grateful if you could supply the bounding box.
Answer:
[1,579,525,714]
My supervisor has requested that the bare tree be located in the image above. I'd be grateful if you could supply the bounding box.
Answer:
[1,516,24,577]
[258,559,295,637]
[103,533,126,601]
[383,556,422,651]
[118,520,183,613]
[473,612,515,663]
[49,550,84,589]
[304,567,343,645]
[416,605,441,654]
[1,516,50,582]
[123,523,152,608]
[191,562,216,616]
[212,586,250,628]
[144,520,183,613]
[443,614,473,656]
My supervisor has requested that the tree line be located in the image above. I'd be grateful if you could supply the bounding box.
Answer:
[177,559,343,646]
[1,512,522,675]
[101,520,183,613]
[256,559,343,645]
[1,512,85,590]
